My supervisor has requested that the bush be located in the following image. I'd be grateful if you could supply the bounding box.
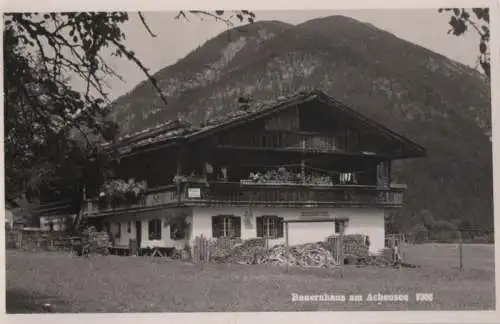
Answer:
[412,224,428,244]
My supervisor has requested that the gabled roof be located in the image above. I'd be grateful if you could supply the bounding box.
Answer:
[315,91,426,158]
[185,91,316,141]
[105,91,315,154]
[108,90,426,159]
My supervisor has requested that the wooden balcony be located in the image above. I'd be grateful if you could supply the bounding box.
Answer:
[216,131,360,153]
[83,181,405,217]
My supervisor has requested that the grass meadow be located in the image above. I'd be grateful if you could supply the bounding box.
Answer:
[5,243,495,312]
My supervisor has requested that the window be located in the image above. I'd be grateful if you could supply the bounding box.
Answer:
[116,222,121,238]
[256,215,284,239]
[339,172,356,184]
[335,221,341,234]
[170,217,188,240]
[334,219,348,234]
[212,215,241,238]
[127,221,131,233]
[148,219,162,240]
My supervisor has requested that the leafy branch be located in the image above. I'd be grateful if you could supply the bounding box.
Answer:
[438,8,490,78]
[4,10,257,207]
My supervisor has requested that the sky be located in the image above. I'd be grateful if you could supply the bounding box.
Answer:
[86,9,480,100]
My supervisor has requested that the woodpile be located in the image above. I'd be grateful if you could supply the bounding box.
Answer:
[191,235,418,269]
[80,226,111,254]
[213,238,266,264]
[171,248,190,261]
[207,238,336,268]
[83,227,110,248]
[256,242,337,268]
[325,234,370,263]
[350,248,419,268]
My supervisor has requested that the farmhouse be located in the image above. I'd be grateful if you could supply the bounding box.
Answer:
[31,90,424,255]
[72,90,425,255]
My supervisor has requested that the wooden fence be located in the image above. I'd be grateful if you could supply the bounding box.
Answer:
[6,228,74,252]
[5,227,112,254]
[191,236,243,264]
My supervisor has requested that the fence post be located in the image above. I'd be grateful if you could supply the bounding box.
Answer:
[339,223,345,279]
[200,235,205,271]
[17,230,23,250]
[285,222,289,273]
[458,230,463,270]
[400,234,406,262]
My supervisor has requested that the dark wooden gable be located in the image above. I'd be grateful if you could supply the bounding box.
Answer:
[205,92,425,159]
[315,91,426,158]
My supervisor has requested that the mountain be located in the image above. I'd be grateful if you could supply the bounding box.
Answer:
[108,16,493,230]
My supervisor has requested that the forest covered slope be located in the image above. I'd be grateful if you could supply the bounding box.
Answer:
[108,16,493,233]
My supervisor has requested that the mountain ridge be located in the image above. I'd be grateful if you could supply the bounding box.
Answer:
[107,15,492,231]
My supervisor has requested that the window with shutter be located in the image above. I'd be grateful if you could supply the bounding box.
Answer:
[148,219,162,240]
[232,216,241,238]
[212,215,222,238]
[277,217,284,238]
[212,215,241,238]
[257,215,284,238]
[256,217,264,237]
[334,219,348,234]
[148,220,154,240]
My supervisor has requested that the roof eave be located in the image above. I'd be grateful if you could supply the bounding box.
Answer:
[315,91,427,157]
[185,92,319,142]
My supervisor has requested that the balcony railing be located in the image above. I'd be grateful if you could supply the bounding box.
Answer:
[83,181,405,216]
[194,182,403,207]
[83,185,179,216]
[216,131,359,153]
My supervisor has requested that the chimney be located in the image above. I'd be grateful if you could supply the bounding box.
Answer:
[237,93,252,111]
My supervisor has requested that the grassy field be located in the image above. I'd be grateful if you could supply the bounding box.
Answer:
[5,243,495,313]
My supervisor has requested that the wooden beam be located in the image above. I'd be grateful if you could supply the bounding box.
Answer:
[339,221,345,278]
[284,218,346,224]
[388,160,392,185]
[344,127,348,151]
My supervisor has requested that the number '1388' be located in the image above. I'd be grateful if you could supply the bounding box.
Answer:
[416,293,434,302]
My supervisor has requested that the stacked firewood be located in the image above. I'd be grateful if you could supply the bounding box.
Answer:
[359,248,419,268]
[81,226,111,253]
[215,238,267,264]
[206,238,335,268]
[194,235,417,269]
[171,246,191,261]
[256,243,337,268]
[205,237,243,263]
[325,234,370,263]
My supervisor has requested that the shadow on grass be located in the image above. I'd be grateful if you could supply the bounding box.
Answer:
[6,289,71,314]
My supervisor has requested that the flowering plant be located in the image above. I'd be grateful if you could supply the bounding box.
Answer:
[99,178,147,204]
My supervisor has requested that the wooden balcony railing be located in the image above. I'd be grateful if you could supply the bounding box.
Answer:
[192,182,403,207]
[83,185,179,216]
[83,181,404,216]
[216,131,358,153]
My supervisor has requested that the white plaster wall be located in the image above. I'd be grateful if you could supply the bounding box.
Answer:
[5,209,14,229]
[106,208,192,249]
[191,207,386,254]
